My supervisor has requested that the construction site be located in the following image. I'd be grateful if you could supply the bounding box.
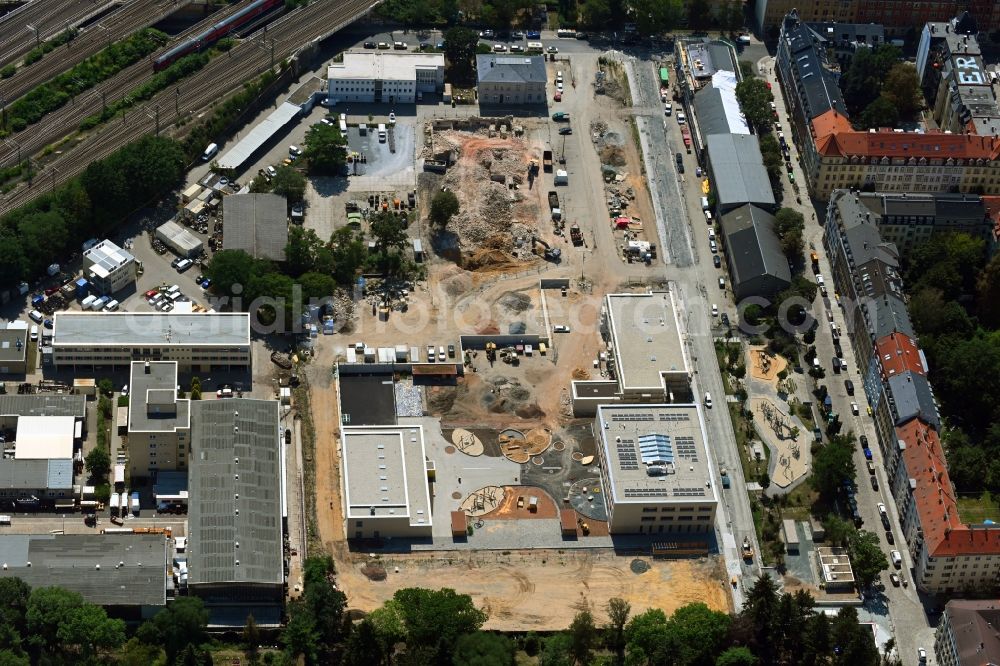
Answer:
[297,50,734,629]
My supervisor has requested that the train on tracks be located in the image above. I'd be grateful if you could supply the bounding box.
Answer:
[153,0,283,71]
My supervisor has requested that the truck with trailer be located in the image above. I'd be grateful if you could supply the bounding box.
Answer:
[543,149,553,172]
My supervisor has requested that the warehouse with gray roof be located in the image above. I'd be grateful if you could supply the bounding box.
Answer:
[188,399,284,627]
[719,204,791,300]
[704,134,775,212]
[223,193,288,262]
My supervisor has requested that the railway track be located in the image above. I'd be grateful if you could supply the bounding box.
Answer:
[0,0,271,169]
[0,0,119,71]
[0,0,192,106]
[0,0,377,215]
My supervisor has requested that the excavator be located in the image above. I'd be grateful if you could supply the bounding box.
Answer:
[531,236,562,262]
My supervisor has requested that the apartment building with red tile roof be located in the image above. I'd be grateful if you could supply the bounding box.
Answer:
[893,420,1000,593]
[875,332,926,379]
[805,110,1000,200]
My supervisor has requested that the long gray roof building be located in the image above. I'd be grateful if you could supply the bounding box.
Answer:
[476,54,546,84]
[777,10,849,123]
[719,204,791,300]
[188,399,283,625]
[705,134,776,211]
[223,193,288,262]
[0,534,167,607]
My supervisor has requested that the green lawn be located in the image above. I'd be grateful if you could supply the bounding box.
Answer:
[957,492,1000,525]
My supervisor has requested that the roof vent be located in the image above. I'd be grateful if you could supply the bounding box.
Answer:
[118,561,124,568]
[235,509,239,516]
[144,361,150,374]
[25,562,30,567]
[234,426,239,433]
[234,457,239,464]
[95,564,100,570]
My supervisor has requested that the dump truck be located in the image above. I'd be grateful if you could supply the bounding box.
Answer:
[548,191,560,210]
[742,536,754,561]
[720,467,730,489]
[543,149,553,172]
[810,250,820,273]
[570,224,583,245]
[551,112,570,121]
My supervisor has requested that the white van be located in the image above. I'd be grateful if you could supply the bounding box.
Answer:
[704,391,712,408]
[201,143,218,161]
[891,550,902,568]
[80,294,96,309]
[701,196,710,211]
[91,297,108,311]
[377,123,387,142]
[29,325,38,341]
[28,310,43,323]
[103,299,119,312]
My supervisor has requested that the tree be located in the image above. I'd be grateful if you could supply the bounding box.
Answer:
[687,0,712,30]
[830,607,879,664]
[282,600,319,665]
[138,596,209,664]
[390,588,487,663]
[773,208,805,262]
[190,376,202,401]
[369,210,409,253]
[605,597,631,666]
[342,619,385,666]
[735,78,774,131]
[629,0,683,36]
[25,587,84,653]
[625,608,669,664]
[716,647,758,666]
[304,122,347,176]
[205,249,270,300]
[271,166,306,202]
[717,1,744,32]
[977,253,1000,328]
[858,96,899,130]
[243,614,261,664]
[430,190,459,227]
[664,602,732,666]
[759,134,783,181]
[848,530,889,588]
[84,446,111,482]
[443,27,479,85]
[299,272,336,301]
[285,226,326,276]
[330,227,368,284]
[97,378,114,396]
[881,63,921,117]
[742,575,779,664]
[55,604,125,659]
[301,556,347,653]
[580,0,612,30]
[539,632,574,666]
[810,435,856,499]
[568,610,597,666]
[453,632,515,666]
[822,514,856,547]
[839,44,902,115]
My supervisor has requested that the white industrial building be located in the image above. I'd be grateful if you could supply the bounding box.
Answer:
[83,240,136,295]
[594,404,718,535]
[155,220,204,258]
[327,52,445,105]
[341,424,433,539]
[0,407,84,507]
[50,312,251,372]
[572,292,692,415]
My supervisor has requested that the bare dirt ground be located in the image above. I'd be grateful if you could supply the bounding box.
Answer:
[303,341,345,556]
[337,550,731,630]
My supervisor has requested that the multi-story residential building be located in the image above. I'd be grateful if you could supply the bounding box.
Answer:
[50,313,251,372]
[805,21,886,69]
[849,191,993,252]
[826,187,1000,594]
[935,599,1000,666]
[916,15,1000,136]
[475,55,547,105]
[327,52,444,105]
[127,361,190,478]
[594,404,718,535]
[759,1,1000,36]
[776,11,849,149]
[806,109,1000,200]
[82,239,136,296]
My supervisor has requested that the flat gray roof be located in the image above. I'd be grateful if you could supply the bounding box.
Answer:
[0,394,86,418]
[129,361,190,433]
[0,329,27,363]
[52,313,251,347]
[596,404,718,506]
[188,399,283,586]
[223,193,288,262]
[0,458,72,490]
[605,293,688,391]
[342,425,432,526]
[0,534,166,607]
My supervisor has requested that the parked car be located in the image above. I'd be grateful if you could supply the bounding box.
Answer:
[890,573,900,586]
[546,45,558,53]
[885,529,894,544]
[175,258,193,272]
[713,255,721,268]
[845,379,854,395]
[558,127,572,135]
[870,475,878,491]
[553,324,571,333]
[363,41,376,48]
[448,344,455,358]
